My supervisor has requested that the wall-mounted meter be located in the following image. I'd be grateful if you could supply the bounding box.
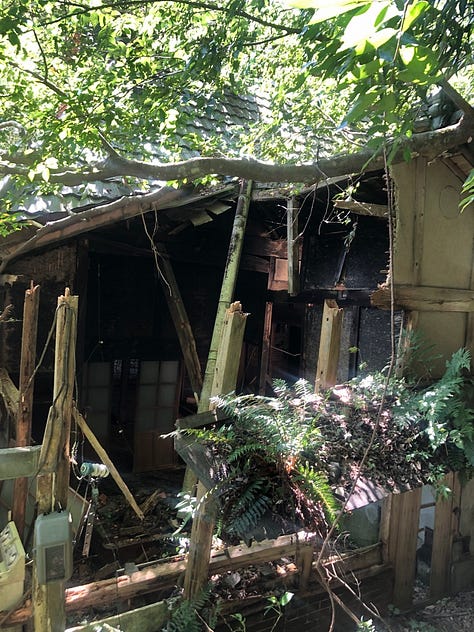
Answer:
[34,511,73,584]
[0,520,25,610]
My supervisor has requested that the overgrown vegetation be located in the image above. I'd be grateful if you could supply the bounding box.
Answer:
[176,349,473,542]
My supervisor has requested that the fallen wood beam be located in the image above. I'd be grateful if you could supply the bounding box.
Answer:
[0,445,41,480]
[0,538,382,626]
[333,200,388,218]
[371,285,474,312]
[73,408,144,521]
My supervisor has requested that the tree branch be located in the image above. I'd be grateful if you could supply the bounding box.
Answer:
[1,116,472,187]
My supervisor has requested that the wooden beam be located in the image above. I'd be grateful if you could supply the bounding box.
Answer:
[387,489,422,610]
[12,281,40,540]
[333,200,388,218]
[258,301,273,394]
[73,408,144,520]
[155,243,203,398]
[0,445,41,480]
[371,285,474,312]
[33,289,78,632]
[287,197,300,296]
[315,299,343,392]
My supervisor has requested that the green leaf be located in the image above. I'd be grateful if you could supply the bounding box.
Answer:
[401,1,430,33]
[289,0,371,24]
[279,591,294,607]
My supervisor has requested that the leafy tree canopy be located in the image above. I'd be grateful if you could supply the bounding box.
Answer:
[0,0,472,216]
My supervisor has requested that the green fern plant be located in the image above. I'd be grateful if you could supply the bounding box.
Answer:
[179,380,338,542]
[162,585,217,632]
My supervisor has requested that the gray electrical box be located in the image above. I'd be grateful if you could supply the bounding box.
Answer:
[34,511,73,584]
[0,521,25,610]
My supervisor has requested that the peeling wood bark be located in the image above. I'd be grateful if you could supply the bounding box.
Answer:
[371,285,474,312]
[12,281,40,540]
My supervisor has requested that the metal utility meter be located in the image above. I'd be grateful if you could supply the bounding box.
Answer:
[0,520,26,610]
[34,511,73,584]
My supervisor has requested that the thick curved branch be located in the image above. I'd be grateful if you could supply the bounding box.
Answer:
[1,116,472,187]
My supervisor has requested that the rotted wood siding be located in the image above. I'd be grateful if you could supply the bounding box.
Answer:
[392,158,474,375]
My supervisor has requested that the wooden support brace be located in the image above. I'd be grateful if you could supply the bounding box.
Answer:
[315,299,343,392]
[73,408,144,521]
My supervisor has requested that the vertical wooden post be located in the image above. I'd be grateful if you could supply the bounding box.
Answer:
[12,281,40,540]
[156,243,203,399]
[33,289,78,632]
[182,180,252,493]
[258,301,273,394]
[315,300,343,392]
[430,472,461,598]
[287,197,300,297]
[183,304,248,600]
[387,489,422,610]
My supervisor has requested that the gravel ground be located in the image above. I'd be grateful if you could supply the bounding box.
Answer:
[384,590,474,631]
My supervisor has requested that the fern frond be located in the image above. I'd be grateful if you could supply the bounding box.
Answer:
[294,462,339,524]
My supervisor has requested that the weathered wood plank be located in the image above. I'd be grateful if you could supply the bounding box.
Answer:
[0,445,41,480]
[211,301,248,396]
[430,472,460,598]
[389,489,422,610]
[34,290,78,632]
[13,282,40,539]
[371,285,474,312]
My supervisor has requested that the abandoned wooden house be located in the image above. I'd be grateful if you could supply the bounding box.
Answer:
[0,90,473,631]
